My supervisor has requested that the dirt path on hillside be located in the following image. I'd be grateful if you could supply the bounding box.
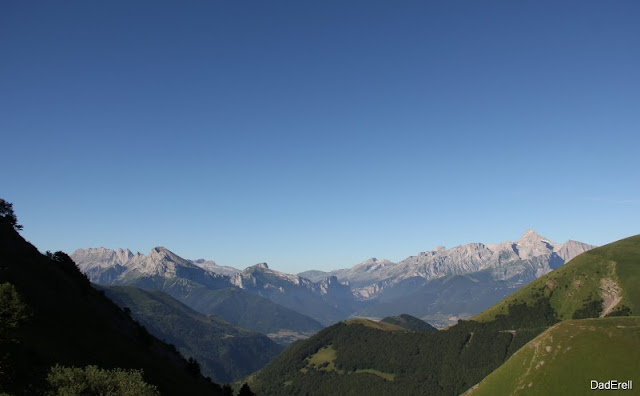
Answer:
[600,277,622,317]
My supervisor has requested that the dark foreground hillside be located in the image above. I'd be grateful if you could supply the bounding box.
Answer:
[0,219,222,395]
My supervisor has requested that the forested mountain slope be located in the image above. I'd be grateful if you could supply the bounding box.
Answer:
[248,235,638,395]
[0,215,222,395]
[102,285,283,383]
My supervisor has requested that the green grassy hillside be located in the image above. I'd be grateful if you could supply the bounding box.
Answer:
[102,286,283,383]
[465,317,640,395]
[474,235,640,323]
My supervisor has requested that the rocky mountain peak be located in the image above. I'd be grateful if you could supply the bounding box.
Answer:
[518,229,546,242]
[149,246,172,262]
[557,240,596,262]
[353,258,393,272]
[148,246,195,267]
[514,230,559,259]
[151,246,170,255]
[255,262,269,269]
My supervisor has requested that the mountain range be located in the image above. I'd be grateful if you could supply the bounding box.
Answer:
[73,230,594,330]
[72,247,325,343]
[308,230,593,298]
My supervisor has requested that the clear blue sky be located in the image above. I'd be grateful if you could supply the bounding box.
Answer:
[2,1,639,274]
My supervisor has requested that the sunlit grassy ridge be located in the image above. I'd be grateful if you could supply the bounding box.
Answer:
[465,317,640,395]
[345,318,404,331]
[474,235,640,323]
[379,314,437,332]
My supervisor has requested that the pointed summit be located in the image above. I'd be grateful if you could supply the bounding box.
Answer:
[148,246,190,264]
[517,229,552,245]
[520,229,542,239]
[353,258,393,272]
[149,246,174,261]
[515,230,558,260]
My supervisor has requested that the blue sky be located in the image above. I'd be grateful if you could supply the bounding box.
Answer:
[2,1,639,273]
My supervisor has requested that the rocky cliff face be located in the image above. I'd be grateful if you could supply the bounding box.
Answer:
[72,246,231,290]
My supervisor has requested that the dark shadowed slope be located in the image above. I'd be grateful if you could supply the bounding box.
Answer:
[102,285,283,383]
[0,220,222,395]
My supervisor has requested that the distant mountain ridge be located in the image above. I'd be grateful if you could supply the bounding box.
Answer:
[328,230,595,299]
[190,258,240,277]
[72,246,230,288]
[72,247,325,341]
[71,247,355,333]
[228,263,360,324]
[72,230,595,328]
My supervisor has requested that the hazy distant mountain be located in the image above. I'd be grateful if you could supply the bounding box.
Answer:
[328,231,595,323]
[229,263,361,325]
[73,247,360,327]
[72,230,595,330]
[72,247,231,290]
[72,247,323,341]
[329,230,595,299]
[296,270,330,283]
[190,258,240,277]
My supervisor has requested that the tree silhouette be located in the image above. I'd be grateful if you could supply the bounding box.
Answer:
[238,383,256,396]
[221,384,234,396]
[0,199,22,231]
[186,357,201,377]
